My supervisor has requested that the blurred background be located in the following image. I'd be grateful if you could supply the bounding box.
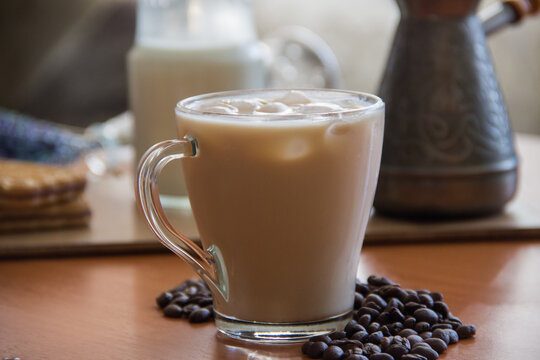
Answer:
[0,0,538,133]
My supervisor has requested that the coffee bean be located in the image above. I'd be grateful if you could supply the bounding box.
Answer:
[172,292,190,306]
[344,347,365,356]
[191,295,213,307]
[402,355,428,360]
[390,335,411,350]
[456,324,476,339]
[415,321,431,333]
[345,321,365,337]
[367,275,396,287]
[357,314,372,328]
[390,308,406,323]
[171,282,188,293]
[413,308,438,325]
[419,332,432,340]
[204,305,214,315]
[377,312,392,325]
[329,331,348,340]
[430,292,443,302]
[365,302,383,311]
[387,322,403,335]
[337,340,363,351]
[385,298,405,312]
[405,302,426,314]
[445,329,459,344]
[412,342,431,350]
[387,343,408,359]
[364,294,388,309]
[356,307,380,320]
[307,341,329,359]
[418,294,434,308]
[431,323,452,331]
[399,329,418,338]
[441,319,461,330]
[404,292,420,304]
[329,339,350,348]
[354,293,364,309]
[188,308,212,323]
[367,322,381,333]
[380,336,394,350]
[403,316,416,329]
[407,335,424,347]
[156,291,174,308]
[351,330,368,342]
[163,304,184,318]
[356,281,370,296]
[370,353,394,360]
[431,329,450,345]
[367,331,384,344]
[424,338,447,354]
[182,303,200,316]
[363,343,381,356]
[448,315,463,325]
[380,287,408,302]
[379,325,392,337]
[432,301,449,318]
[184,286,199,296]
[302,341,313,354]
[411,346,439,360]
[311,335,332,344]
[323,345,344,360]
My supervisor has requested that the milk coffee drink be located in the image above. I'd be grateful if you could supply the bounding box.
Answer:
[176,90,384,323]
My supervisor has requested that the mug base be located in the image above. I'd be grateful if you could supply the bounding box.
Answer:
[214,310,352,343]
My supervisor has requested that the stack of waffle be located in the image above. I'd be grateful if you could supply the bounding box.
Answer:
[0,160,91,232]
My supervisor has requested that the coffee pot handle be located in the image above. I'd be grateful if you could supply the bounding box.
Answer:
[135,137,229,301]
[481,0,539,35]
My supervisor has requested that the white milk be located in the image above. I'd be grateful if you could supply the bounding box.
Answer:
[128,0,266,200]
[128,43,266,198]
[176,90,384,322]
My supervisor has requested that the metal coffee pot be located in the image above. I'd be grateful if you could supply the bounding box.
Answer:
[374,0,539,218]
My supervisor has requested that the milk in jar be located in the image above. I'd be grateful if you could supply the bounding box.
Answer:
[128,0,266,204]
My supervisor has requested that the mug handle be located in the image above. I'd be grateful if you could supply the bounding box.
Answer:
[135,136,229,301]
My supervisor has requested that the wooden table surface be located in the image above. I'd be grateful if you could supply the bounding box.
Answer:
[1,239,540,359]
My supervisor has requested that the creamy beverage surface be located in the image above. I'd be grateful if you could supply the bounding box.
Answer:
[190,90,370,115]
[176,90,384,323]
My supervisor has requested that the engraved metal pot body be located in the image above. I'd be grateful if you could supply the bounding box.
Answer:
[374,0,518,218]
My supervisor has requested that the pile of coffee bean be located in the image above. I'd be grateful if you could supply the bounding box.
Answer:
[156,278,214,323]
[301,275,476,360]
[156,275,476,360]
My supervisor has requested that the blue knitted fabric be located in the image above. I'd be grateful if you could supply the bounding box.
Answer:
[0,108,98,165]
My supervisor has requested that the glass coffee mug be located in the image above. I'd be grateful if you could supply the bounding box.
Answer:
[136,89,384,342]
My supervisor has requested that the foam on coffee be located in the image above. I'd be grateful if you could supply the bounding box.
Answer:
[190,90,372,118]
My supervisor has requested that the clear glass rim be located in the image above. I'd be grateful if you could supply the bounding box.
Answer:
[175,88,384,122]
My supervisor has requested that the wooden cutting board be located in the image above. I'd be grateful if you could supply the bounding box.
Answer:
[1,134,539,258]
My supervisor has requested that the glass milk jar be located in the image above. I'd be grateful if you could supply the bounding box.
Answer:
[128,0,267,207]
